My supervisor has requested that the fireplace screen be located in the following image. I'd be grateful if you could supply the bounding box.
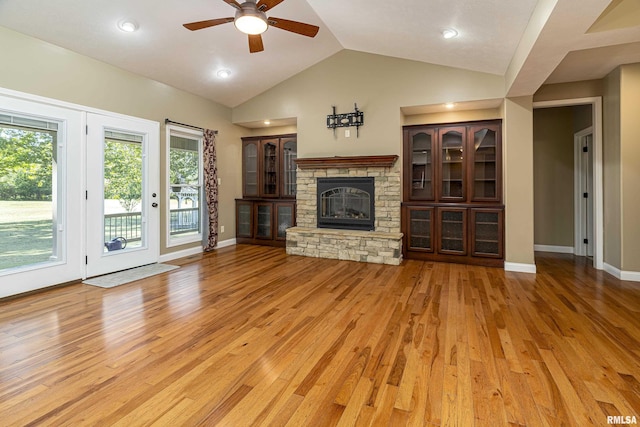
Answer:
[317,177,375,230]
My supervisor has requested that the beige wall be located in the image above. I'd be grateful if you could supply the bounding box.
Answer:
[402,108,501,126]
[245,125,297,137]
[620,64,640,271]
[0,26,245,255]
[573,104,593,133]
[533,80,603,102]
[533,107,575,247]
[603,68,622,269]
[503,97,536,266]
[233,50,506,158]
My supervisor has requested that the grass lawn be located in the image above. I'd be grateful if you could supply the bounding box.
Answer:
[0,201,53,270]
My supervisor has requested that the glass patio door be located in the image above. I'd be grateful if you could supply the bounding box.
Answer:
[86,113,159,278]
[0,95,83,298]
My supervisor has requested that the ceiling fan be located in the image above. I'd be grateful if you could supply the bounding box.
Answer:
[183,0,320,53]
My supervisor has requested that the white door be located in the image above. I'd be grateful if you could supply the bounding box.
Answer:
[574,129,594,258]
[86,113,160,278]
[583,134,594,257]
[0,95,83,298]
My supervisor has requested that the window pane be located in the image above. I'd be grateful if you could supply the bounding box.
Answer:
[170,136,200,186]
[169,186,201,237]
[103,137,143,251]
[168,131,202,243]
[0,125,59,271]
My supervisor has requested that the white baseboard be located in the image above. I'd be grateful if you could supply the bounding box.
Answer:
[158,239,237,263]
[215,238,237,249]
[159,246,203,263]
[604,263,640,282]
[534,244,574,254]
[504,262,537,274]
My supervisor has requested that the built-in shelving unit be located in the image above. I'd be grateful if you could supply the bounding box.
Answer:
[402,120,503,267]
[237,134,297,247]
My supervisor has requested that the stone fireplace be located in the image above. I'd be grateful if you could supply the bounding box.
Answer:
[286,155,403,265]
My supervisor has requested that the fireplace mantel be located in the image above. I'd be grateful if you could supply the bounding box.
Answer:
[295,155,398,169]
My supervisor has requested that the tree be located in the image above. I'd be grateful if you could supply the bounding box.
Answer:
[0,127,53,200]
[169,148,199,186]
[103,140,142,212]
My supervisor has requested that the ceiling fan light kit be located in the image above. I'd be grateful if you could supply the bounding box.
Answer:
[234,4,268,35]
[183,0,319,53]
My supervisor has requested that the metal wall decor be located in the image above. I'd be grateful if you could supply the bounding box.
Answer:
[327,103,364,137]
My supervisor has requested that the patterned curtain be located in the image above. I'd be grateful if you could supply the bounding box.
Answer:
[203,129,218,251]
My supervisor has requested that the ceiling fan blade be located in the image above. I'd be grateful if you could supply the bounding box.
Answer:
[222,0,242,10]
[257,0,284,12]
[248,34,264,53]
[183,17,234,31]
[267,17,319,37]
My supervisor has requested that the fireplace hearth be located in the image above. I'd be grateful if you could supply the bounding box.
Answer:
[317,177,375,231]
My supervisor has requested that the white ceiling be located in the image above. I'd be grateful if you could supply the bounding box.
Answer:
[0,0,639,108]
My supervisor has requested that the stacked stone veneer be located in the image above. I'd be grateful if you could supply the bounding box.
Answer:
[286,162,403,265]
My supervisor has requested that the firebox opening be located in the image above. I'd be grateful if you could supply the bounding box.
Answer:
[317,177,375,231]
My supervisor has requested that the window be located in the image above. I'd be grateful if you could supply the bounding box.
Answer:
[166,125,203,246]
[0,114,63,273]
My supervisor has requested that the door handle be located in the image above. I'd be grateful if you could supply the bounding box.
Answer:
[152,202,158,208]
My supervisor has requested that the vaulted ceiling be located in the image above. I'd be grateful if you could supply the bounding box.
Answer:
[0,0,639,108]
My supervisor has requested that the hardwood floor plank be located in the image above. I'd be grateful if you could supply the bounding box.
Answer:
[0,246,638,426]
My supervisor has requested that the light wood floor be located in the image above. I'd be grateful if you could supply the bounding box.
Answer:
[0,246,638,426]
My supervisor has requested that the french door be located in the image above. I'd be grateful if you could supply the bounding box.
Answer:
[86,113,159,278]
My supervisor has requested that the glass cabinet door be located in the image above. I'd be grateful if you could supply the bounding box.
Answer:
[275,203,294,240]
[438,127,466,201]
[236,201,253,238]
[255,203,273,239]
[406,207,434,252]
[242,141,258,197]
[408,129,435,200]
[471,209,503,257]
[261,139,279,197]
[438,208,467,255]
[281,138,297,197]
[470,125,500,201]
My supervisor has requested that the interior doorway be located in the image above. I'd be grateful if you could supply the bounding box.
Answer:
[533,97,603,270]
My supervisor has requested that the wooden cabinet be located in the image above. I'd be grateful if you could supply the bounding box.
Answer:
[235,200,296,247]
[404,128,435,201]
[470,208,503,258]
[237,133,297,247]
[404,206,434,252]
[242,134,297,199]
[402,120,503,266]
[438,127,466,201]
[437,207,467,255]
[236,200,253,238]
[469,124,501,202]
[242,140,259,197]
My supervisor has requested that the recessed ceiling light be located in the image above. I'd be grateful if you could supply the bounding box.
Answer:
[445,102,455,109]
[216,69,232,79]
[264,120,271,125]
[442,28,458,39]
[118,20,139,33]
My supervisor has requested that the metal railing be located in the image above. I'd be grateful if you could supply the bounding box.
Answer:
[104,212,142,243]
[104,208,200,243]
[169,207,200,235]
